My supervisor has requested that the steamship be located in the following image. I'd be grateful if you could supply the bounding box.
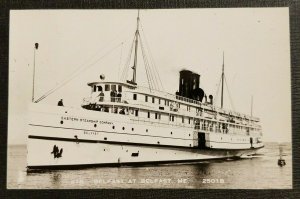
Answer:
[27,12,263,170]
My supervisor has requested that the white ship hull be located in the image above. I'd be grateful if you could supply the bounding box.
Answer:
[27,137,261,169]
[27,104,263,170]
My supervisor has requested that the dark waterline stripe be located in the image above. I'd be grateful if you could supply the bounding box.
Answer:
[27,157,239,171]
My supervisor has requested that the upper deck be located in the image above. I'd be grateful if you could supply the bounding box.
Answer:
[84,81,260,123]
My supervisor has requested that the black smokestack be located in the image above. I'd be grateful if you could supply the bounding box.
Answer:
[178,69,204,102]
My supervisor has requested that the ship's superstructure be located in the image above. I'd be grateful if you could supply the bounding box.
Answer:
[27,11,263,170]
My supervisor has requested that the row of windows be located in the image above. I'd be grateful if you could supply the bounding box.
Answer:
[141,111,194,124]
[133,94,256,124]
[147,112,161,120]
[168,115,192,124]
[92,104,256,132]
[93,84,122,92]
[118,107,194,124]
[133,93,194,110]
[134,94,170,106]
[109,105,195,125]
[61,116,254,138]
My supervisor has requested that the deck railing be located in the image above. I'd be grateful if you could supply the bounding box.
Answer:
[137,86,202,106]
[136,85,259,121]
[82,96,122,105]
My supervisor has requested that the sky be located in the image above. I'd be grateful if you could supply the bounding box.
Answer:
[8,8,291,144]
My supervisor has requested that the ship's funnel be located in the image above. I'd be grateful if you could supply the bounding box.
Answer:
[177,69,204,101]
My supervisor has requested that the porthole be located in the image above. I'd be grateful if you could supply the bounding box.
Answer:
[112,126,115,129]
[122,127,125,130]
[189,134,190,136]
[157,141,160,144]
[94,124,97,128]
[132,128,134,131]
[104,137,107,140]
[146,129,148,132]
[60,121,63,124]
[170,132,173,135]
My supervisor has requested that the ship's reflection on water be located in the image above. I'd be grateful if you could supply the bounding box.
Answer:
[8,143,292,189]
[50,173,62,188]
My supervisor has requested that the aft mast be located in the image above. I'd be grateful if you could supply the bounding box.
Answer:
[221,52,225,108]
[251,95,253,117]
[132,10,140,84]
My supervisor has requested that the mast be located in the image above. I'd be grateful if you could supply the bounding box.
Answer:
[132,10,140,84]
[221,52,224,108]
[32,43,39,102]
[251,95,253,117]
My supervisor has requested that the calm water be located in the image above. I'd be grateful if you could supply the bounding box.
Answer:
[7,142,292,189]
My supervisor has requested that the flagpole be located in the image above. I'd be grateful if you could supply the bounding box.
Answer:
[32,43,38,102]
[221,52,224,108]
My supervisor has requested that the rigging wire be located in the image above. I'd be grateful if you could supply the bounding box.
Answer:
[121,35,136,82]
[214,75,222,106]
[224,75,235,111]
[35,23,134,103]
[117,42,124,81]
[139,33,155,90]
[71,24,133,79]
[139,35,159,89]
[118,14,164,91]
[140,24,164,91]
[120,36,135,82]
[214,74,235,111]
[141,24,164,91]
[139,35,158,90]
[35,42,123,103]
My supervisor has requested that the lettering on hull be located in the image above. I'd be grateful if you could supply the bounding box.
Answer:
[60,116,113,125]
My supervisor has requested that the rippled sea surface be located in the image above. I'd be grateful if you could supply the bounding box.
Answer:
[7,142,292,189]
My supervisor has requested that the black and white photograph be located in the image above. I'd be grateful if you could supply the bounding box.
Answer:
[7,8,292,189]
